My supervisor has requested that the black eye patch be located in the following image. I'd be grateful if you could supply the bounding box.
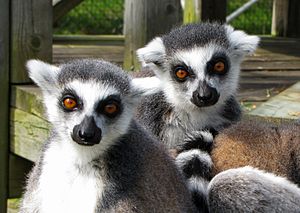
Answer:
[206,52,230,76]
[59,89,83,112]
[170,63,196,82]
[96,95,123,118]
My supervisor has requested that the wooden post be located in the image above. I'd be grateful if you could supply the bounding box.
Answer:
[201,0,227,23]
[271,0,289,37]
[287,0,300,38]
[0,0,9,210]
[183,0,201,23]
[183,0,227,24]
[123,0,182,71]
[11,0,53,84]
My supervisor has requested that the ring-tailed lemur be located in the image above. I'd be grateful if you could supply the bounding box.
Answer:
[20,59,197,213]
[136,23,300,212]
[135,22,258,210]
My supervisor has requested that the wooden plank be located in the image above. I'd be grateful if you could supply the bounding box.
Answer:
[11,85,45,119]
[53,45,124,66]
[53,35,124,46]
[271,0,289,36]
[241,61,300,71]
[249,82,300,120]
[8,154,33,198]
[0,0,9,210]
[10,108,49,162]
[287,0,300,37]
[238,70,300,102]
[7,199,19,213]
[53,0,84,23]
[11,0,52,84]
[123,0,182,71]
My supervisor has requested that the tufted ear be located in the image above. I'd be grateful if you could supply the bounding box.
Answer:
[26,59,61,94]
[225,25,260,58]
[131,76,162,98]
[136,37,166,68]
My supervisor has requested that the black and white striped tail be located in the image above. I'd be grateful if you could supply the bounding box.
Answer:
[175,130,215,213]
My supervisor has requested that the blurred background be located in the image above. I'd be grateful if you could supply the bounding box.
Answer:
[54,0,273,35]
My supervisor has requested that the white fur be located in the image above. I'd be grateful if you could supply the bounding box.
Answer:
[225,25,260,57]
[176,149,213,169]
[44,80,134,164]
[136,37,165,68]
[188,176,209,197]
[131,76,163,96]
[27,59,61,94]
[38,140,103,213]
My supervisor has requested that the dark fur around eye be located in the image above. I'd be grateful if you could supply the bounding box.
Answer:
[96,95,123,118]
[207,53,230,75]
[171,64,195,82]
[59,89,82,112]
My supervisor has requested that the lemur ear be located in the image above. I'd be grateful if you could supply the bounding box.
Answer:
[131,76,162,98]
[226,25,260,57]
[26,59,61,93]
[136,37,166,67]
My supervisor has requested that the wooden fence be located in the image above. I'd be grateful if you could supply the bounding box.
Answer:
[1,0,300,212]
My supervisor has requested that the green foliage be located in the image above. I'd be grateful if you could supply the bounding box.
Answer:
[54,0,124,35]
[227,0,273,35]
[54,0,273,35]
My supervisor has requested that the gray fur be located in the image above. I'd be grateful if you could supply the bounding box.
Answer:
[208,166,300,213]
[162,23,229,54]
[20,59,196,213]
[135,23,300,212]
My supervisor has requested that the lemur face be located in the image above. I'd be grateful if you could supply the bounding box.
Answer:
[137,23,259,111]
[27,59,161,148]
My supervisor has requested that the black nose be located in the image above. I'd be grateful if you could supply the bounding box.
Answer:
[72,116,102,146]
[191,84,220,107]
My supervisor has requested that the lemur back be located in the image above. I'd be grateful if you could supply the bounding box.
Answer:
[20,59,196,213]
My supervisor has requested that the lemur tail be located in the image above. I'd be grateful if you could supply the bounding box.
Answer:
[175,130,214,213]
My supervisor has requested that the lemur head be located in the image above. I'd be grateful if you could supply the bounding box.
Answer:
[27,59,160,150]
[137,23,259,111]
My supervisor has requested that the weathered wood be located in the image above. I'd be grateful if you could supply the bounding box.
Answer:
[183,0,227,24]
[11,0,52,83]
[123,0,182,71]
[11,85,45,119]
[249,82,300,120]
[10,108,49,162]
[53,0,84,23]
[241,61,300,71]
[0,0,9,211]
[53,35,124,46]
[53,45,124,66]
[238,70,300,102]
[271,0,289,37]
[201,0,227,23]
[9,154,33,198]
[7,198,20,213]
[287,0,300,37]
[183,0,201,23]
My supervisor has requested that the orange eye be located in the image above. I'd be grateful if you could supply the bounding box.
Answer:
[104,103,118,115]
[214,61,225,73]
[63,97,77,110]
[175,69,189,80]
